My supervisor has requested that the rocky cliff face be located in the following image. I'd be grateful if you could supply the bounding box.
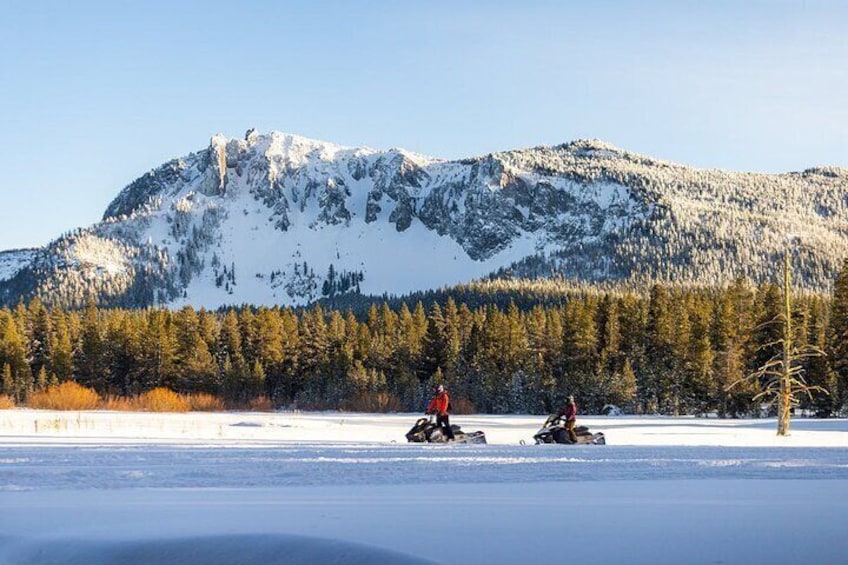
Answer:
[2,131,846,308]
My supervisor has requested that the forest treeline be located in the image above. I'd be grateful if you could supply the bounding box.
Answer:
[3,264,848,416]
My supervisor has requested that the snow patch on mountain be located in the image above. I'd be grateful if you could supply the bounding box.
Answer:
[0,249,38,282]
[64,233,131,277]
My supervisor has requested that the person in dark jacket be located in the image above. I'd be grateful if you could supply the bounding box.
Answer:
[558,395,578,443]
[426,384,455,441]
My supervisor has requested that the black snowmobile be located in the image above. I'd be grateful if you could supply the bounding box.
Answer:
[405,416,487,444]
[533,414,605,445]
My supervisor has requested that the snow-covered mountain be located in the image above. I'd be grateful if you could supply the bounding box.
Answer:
[2,130,847,308]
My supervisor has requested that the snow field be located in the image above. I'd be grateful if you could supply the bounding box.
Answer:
[2,411,848,564]
[2,410,847,447]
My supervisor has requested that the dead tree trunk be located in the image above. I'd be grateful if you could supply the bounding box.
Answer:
[777,249,792,436]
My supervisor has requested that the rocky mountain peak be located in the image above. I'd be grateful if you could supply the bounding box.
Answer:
[4,131,848,309]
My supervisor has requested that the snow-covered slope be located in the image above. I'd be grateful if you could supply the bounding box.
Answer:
[0,249,38,282]
[2,131,847,308]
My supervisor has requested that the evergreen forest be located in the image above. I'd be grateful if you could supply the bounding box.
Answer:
[4,264,848,417]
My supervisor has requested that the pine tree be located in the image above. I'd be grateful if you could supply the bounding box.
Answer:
[220,355,238,404]
[562,298,599,410]
[524,306,551,413]
[366,304,392,370]
[140,309,177,391]
[77,302,107,393]
[684,299,715,414]
[644,285,676,413]
[805,297,835,415]
[596,296,625,412]
[174,307,217,393]
[442,298,462,382]
[36,366,48,391]
[27,298,51,380]
[1,363,12,397]
[503,302,529,374]
[238,308,258,367]
[197,308,220,352]
[253,307,284,401]
[750,283,783,382]
[217,310,244,368]
[656,293,691,416]
[276,308,301,403]
[102,311,139,395]
[327,309,354,392]
[299,306,329,388]
[432,366,444,387]
[597,295,621,366]
[421,303,447,382]
[48,310,74,382]
[711,282,756,416]
[249,359,266,401]
[609,358,638,410]
[828,259,848,413]
[0,309,33,401]
[540,308,565,413]
[392,303,423,408]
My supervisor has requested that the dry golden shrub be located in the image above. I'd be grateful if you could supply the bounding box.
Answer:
[136,387,189,412]
[0,394,15,409]
[28,381,100,410]
[248,395,274,412]
[186,393,225,412]
[100,396,135,411]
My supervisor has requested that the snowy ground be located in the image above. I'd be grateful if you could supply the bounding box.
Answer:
[2,411,848,564]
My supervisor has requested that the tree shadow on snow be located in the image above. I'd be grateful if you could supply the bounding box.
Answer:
[0,534,437,565]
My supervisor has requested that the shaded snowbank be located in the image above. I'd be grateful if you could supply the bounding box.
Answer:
[2,482,846,565]
[0,534,435,565]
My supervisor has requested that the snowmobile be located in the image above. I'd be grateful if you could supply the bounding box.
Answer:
[533,414,605,445]
[405,416,487,444]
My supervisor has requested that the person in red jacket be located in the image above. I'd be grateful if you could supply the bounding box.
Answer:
[558,395,578,443]
[426,384,455,441]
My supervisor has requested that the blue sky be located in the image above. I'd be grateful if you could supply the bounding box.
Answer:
[0,0,846,250]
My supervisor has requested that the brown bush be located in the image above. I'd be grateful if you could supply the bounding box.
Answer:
[28,381,100,410]
[449,397,477,415]
[135,387,189,412]
[186,393,225,412]
[0,394,15,409]
[101,396,135,411]
[248,395,274,412]
[342,391,403,413]
[98,392,225,412]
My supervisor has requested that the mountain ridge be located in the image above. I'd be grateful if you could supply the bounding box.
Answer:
[2,130,846,309]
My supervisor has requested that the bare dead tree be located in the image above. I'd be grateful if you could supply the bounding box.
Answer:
[728,248,828,435]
